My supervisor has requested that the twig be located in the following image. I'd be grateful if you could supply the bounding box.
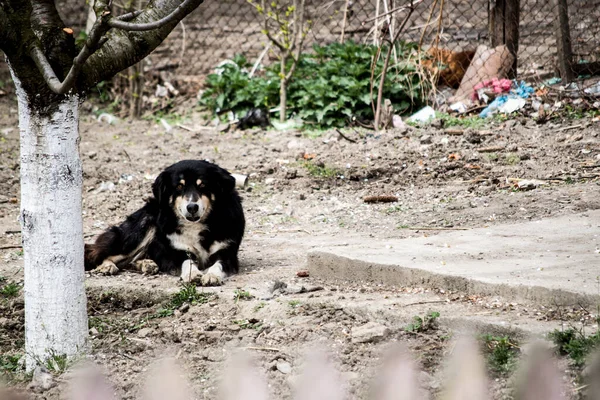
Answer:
[250,42,272,78]
[363,0,425,23]
[400,226,470,231]
[4,230,21,235]
[339,0,350,43]
[402,300,448,307]
[335,128,357,143]
[555,124,583,132]
[364,195,398,203]
[176,123,194,132]
[243,346,281,352]
[108,0,197,31]
[0,245,22,250]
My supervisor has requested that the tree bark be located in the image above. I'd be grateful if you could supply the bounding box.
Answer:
[9,66,88,372]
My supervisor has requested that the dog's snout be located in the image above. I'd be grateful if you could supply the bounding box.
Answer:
[187,203,199,214]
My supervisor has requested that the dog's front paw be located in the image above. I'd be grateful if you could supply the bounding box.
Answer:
[134,259,159,275]
[200,273,223,287]
[94,260,119,276]
[180,260,202,283]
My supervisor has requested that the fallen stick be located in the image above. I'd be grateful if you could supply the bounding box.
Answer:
[176,123,194,132]
[243,346,281,352]
[444,128,464,135]
[335,128,357,143]
[555,124,583,132]
[364,195,398,203]
[0,245,22,250]
[476,146,505,153]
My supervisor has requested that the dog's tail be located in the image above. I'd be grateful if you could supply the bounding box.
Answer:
[84,227,122,270]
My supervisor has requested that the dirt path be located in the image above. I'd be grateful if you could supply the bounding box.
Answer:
[1,99,599,398]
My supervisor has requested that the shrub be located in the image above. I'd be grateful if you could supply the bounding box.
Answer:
[199,41,428,129]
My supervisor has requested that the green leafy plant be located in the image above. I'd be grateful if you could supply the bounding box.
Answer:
[480,334,520,376]
[1,282,21,298]
[234,289,254,302]
[549,327,600,367]
[302,161,338,178]
[233,318,263,330]
[0,354,21,374]
[405,311,440,332]
[200,41,428,129]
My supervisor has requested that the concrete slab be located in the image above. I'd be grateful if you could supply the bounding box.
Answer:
[308,210,600,306]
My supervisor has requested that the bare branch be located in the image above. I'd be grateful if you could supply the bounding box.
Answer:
[29,12,111,94]
[107,0,198,31]
[259,0,286,51]
[116,10,144,21]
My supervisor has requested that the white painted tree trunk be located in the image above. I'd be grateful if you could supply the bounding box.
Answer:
[10,69,88,371]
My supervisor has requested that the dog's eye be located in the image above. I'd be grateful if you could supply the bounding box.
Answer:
[176,184,184,191]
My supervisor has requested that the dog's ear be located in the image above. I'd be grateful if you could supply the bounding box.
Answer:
[216,167,236,195]
[152,171,170,204]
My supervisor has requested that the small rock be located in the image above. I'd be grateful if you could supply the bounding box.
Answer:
[419,135,432,145]
[351,322,389,343]
[86,151,97,159]
[179,303,190,313]
[89,327,99,336]
[296,270,309,278]
[30,367,55,393]
[285,169,297,179]
[506,143,518,152]
[265,178,275,185]
[137,327,152,338]
[298,194,306,200]
[276,361,292,374]
[0,317,8,327]
[505,119,518,129]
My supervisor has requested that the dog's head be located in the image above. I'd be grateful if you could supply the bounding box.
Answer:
[152,160,235,223]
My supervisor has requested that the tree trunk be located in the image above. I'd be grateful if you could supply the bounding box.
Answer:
[10,69,88,372]
[280,57,287,123]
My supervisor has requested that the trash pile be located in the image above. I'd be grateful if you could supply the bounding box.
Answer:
[407,43,600,125]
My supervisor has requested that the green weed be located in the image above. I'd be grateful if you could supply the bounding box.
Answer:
[288,300,302,308]
[0,354,21,374]
[405,311,440,333]
[504,153,521,165]
[234,289,253,302]
[233,318,263,330]
[549,327,600,367]
[253,302,267,312]
[303,161,338,178]
[480,335,520,376]
[45,352,68,373]
[171,283,213,309]
[0,282,21,298]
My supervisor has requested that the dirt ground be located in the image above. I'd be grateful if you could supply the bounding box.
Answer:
[1,95,599,399]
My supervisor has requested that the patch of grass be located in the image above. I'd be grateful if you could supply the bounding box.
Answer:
[234,289,253,302]
[288,300,302,308]
[171,283,212,309]
[483,152,499,162]
[504,153,521,165]
[303,161,338,179]
[549,327,600,367]
[436,112,488,129]
[15,249,23,257]
[1,282,21,298]
[253,302,266,312]
[480,335,520,376]
[405,311,440,333]
[233,318,263,330]
[0,354,21,374]
[385,205,406,214]
[565,177,576,184]
[0,275,6,284]
[152,283,214,318]
[45,352,68,373]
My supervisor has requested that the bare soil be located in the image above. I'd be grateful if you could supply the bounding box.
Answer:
[0,96,599,399]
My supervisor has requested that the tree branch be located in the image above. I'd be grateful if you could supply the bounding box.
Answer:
[29,13,111,94]
[78,0,206,90]
[107,0,198,31]
[259,0,286,51]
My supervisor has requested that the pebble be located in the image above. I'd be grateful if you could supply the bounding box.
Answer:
[276,361,292,374]
[29,367,55,393]
[419,135,432,145]
[351,322,389,343]
[137,327,152,338]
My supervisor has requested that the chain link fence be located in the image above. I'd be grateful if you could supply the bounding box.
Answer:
[1,0,600,106]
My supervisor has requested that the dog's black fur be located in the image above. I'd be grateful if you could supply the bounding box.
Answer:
[84,160,245,276]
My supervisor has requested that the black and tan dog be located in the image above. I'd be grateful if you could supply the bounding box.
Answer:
[84,160,245,285]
